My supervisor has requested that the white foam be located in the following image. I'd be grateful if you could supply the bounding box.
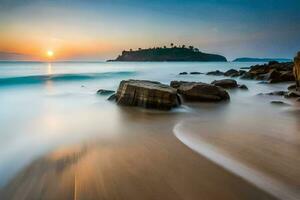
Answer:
[173,121,300,200]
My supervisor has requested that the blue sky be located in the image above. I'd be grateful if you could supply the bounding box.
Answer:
[0,0,299,60]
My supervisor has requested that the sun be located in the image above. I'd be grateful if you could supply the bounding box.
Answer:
[47,50,54,58]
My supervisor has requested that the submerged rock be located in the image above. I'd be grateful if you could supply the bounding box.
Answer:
[211,79,238,89]
[271,101,288,105]
[179,72,188,75]
[97,89,115,95]
[171,81,230,102]
[190,71,203,75]
[265,91,288,96]
[115,80,181,110]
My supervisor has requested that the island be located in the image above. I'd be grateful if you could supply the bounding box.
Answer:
[108,45,227,62]
[233,57,291,62]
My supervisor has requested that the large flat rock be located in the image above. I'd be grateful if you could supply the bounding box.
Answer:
[116,80,181,110]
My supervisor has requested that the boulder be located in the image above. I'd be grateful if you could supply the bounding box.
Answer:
[97,89,115,95]
[224,69,239,77]
[115,80,181,110]
[171,81,230,102]
[211,79,238,89]
[206,70,224,76]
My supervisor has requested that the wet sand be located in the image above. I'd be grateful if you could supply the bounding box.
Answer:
[0,108,275,200]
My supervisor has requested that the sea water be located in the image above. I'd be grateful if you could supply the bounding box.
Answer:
[0,61,299,198]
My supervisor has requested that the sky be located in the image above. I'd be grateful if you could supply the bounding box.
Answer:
[0,0,299,61]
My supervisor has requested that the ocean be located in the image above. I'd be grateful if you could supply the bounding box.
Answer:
[0,61,299,199]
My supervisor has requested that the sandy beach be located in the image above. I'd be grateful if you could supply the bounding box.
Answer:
[0,108,276,200]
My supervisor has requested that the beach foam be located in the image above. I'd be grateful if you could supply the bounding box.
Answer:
[173,121,300,200]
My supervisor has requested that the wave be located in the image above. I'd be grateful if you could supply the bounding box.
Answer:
[173,121,300,200]
[0,71,135,86]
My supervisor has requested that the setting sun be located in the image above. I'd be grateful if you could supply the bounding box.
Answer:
[47,50,54,58]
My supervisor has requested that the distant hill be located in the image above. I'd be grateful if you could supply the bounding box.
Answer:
[109,46,227,62]
[0,52,35,61]
[233,57,292,62]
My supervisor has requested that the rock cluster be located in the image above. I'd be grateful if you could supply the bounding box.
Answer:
[205,61,295,83]
[106,79,232,110]
[206,69,246,77]
[240,61,295,83]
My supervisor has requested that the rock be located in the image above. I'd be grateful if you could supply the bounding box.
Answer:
[294,52,300,89]
[211,79,238,89]
[97,89,115,95]
[107,93,116,101]
[267,70,283,83]
[206,70,224,76]
[297,98,300,102]
[240,61,295,83]
[238,84,248,90]
[266,91,288,96]
[239,70,246,76]
[270,101,288,105]
[240,67,251,69]
[279,71,295,82]
[170,81,192,89]
[172,81,230,102]
[288,84,297,91]
[179,72,188,75]
[240,72,255,79]
[284,91,300,98]
[190,72,203,75]
[268,61,279,65]
[257,81,269,84]
[115,80,181,110]
[224,69,239,77]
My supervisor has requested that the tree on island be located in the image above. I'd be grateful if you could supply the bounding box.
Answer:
[170,43,174,48]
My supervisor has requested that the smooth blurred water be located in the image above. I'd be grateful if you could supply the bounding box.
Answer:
[0,61,299,196]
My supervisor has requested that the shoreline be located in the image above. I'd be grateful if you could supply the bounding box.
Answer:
[174,121,300,200]
[0,109,276,200]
